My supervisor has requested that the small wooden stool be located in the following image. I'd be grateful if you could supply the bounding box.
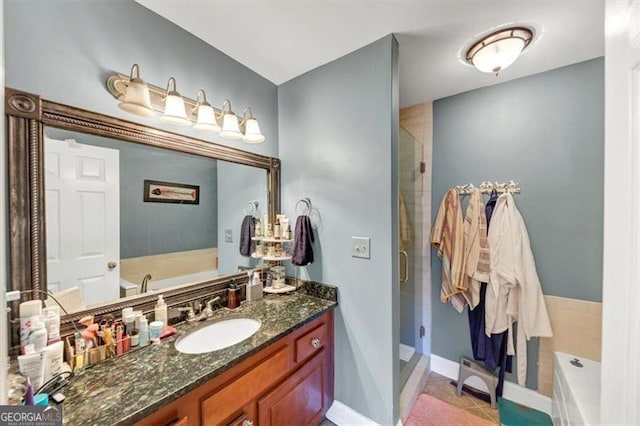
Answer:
[456,356,498,408]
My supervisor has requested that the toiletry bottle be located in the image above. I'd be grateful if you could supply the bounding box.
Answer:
[250,271,263,301]
[43,306,60,343]
[47,324,60,345]
[28,318,48,352]
[139,316,149,347]
[155,295,168,330]
[274,218,281,239]
[19,300,42,354]
[227,280,240,309]
[255,219,262,237]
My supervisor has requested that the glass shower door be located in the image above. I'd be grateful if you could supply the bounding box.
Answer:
[399,126,424,388]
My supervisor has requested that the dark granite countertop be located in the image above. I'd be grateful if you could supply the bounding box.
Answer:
[60,293,336,425]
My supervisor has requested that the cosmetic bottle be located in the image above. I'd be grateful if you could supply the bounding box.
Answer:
[149,321,164,345]
[227,280,241,309]
[28,318,48,352]
[43,307,60,343]
[246,271,263,302]
[19,300,42,354]
[138,316,149,347]
[273,219,281,239]
[255,219,262,237]
[154,295,168,330]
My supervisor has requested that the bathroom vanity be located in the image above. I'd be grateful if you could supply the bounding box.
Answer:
[60,293,335,426]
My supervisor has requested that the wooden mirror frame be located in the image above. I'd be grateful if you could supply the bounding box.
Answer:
[6,87,280,347]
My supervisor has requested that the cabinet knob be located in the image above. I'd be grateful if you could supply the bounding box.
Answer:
[311,338,321,349]
[242,420,253,426]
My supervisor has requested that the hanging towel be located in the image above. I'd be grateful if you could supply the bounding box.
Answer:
[463,188,491,309]
[292,215,314,266]
[239,215,255,257]
[399,194,412,250]
[430,188,468,312]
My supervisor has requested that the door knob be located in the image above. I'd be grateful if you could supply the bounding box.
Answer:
[311,338,321,349]
[107,261,117,269]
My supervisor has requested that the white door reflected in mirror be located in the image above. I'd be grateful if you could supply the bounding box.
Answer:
[45,137,120,306]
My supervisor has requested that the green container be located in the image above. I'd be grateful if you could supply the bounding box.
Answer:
[498,397,553,425]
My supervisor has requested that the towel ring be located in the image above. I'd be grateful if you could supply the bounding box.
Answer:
[295,197,312,215]
[244,200,258,216]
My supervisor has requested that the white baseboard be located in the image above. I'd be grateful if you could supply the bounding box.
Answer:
[430,354,552,415]
[326,400,379,425]
[399,343,415,362]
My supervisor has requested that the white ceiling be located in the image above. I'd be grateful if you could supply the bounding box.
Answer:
[137,1,604,107]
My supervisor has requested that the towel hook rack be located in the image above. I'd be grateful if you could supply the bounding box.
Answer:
[295,197,312,215]
[244,200,259,216]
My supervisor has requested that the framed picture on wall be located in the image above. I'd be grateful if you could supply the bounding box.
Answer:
[143,179,200,204]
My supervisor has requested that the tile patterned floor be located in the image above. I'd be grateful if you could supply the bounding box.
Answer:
[422,372,500,425]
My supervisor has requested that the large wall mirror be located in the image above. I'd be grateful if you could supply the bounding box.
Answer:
[6,88,280,346]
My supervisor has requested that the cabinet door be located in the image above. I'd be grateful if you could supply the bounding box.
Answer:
[258,351,329,426]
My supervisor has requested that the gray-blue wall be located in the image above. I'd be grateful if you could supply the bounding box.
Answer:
[46,128,218,260]
[5,0,278,158]
[5,0,278,275]
[279,35,399,425]
[431,57,604,389]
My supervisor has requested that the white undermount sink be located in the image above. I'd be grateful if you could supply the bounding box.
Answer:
[175,318,261,354]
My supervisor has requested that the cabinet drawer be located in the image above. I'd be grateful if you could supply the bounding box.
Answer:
[201,345,289,425]
[295,322,328,363]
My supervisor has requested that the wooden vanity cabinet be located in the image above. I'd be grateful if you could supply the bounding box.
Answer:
[136,310,334,426]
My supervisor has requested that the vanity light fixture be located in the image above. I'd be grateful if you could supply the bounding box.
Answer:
[465,26,534,76]
[193,89,221,132]
[218,99,243,139]
[117,64,155,117]
[106,66,267,143]
[240,108,265,144]
[159,77,191,126]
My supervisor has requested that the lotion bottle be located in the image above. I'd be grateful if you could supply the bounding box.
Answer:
[154,295,168,330]
[139,316,149,347]
[28,318,48,352]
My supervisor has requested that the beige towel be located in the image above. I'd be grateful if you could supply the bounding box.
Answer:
[463,188,491,309]
[430,188,468,312]
[399,194,411,250]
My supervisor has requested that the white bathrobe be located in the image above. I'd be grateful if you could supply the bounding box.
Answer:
[485,193,553,386]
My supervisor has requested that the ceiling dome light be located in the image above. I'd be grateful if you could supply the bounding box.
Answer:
[465,27,534,76]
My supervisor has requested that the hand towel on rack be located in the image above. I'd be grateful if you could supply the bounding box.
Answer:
[430,188,468,312]
[292,215,314,266]
[239,215,256,257]
[463,188,490,309]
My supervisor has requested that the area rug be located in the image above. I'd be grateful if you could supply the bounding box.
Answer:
[406,394,496,426]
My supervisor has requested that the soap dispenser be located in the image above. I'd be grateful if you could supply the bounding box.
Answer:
[154,295,168,330]
[227,279,241,309]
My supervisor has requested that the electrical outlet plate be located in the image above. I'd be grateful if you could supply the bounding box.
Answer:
[224,229,233,243]
[351,237,370,259]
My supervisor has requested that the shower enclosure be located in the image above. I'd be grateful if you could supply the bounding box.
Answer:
[398,126,427,388]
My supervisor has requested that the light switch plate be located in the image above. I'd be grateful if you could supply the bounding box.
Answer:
[352,237,370,259]
[224,229,233,243]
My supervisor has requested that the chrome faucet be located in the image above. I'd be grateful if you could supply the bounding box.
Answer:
[140,274,152,294]
[175,297,221,323]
